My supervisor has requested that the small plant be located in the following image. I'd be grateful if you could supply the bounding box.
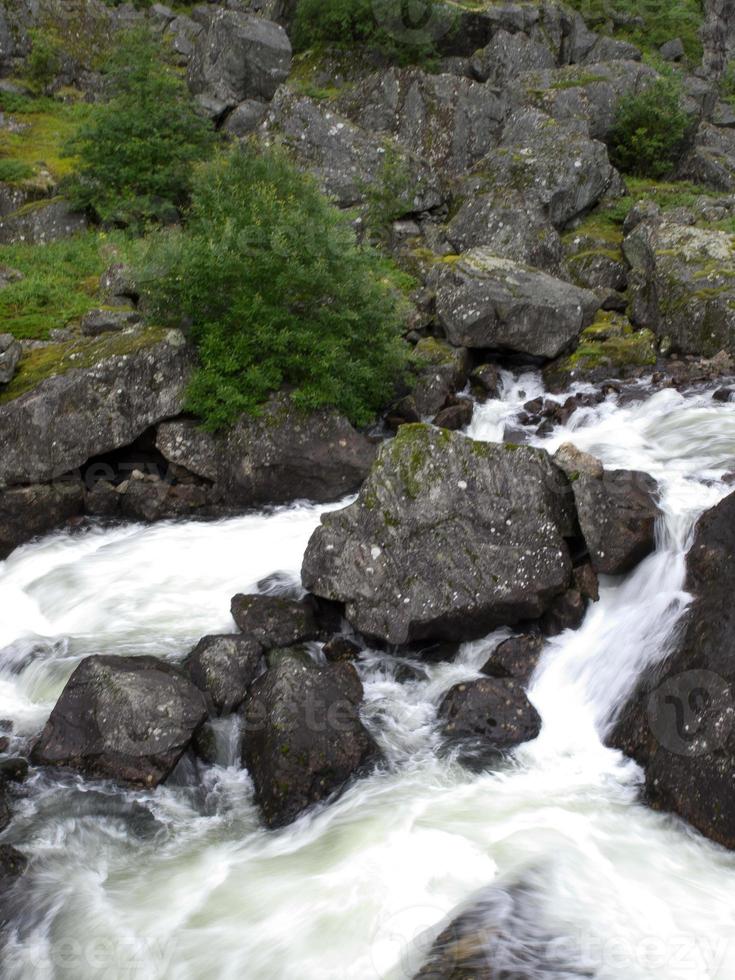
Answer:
[139,146,409,430]
[721,61,735,104]
[64,28,215,228]
[363,143,415,240]
[26,28,63,92]
[0,159,34,182]
[609,75,691,179]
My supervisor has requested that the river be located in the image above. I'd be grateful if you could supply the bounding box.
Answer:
[1,374,735,979]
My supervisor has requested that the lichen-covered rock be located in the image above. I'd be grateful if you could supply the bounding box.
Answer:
[609,490,735,849]
[563,228,627,291]
[0,332,20,385]
[410,337,471,417]
[242,648,374,827]
[80,308,141,336]
[439,677,542,762]
[678,122,735,191]
[470,28,555,86]
[230,593,319,649]
[156,395,376,507]
[702,0,735,79]
[543,313,657,390]
[0,333,194,488]
[436,248,599,359]
[554,445,660,575]
[0,199,87,245]
[264,90,443,210]
[185,634,263,715]
[187,9,291,114]
[624,218,735,357]
[31,655,208,787]
[336,67,506,177]
[0,480,83,559]
[302,424,575,646]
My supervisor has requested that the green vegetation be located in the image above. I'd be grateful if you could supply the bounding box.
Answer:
[0,160,34,183]
[26,28,63,92]
[0,96,87,181]
[64,28,215,227]
[545,313,657,388]
[363,143,415,239]
[139,146,409,431]
[292,0,447,66]
[0,231,132,341]
[564,0,703,61]
[609,75,691,179]
[721,61,735,104]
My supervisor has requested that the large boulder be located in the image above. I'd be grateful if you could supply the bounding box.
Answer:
[439,677,542,762]
[624,218,735,357]
[302,424,575,646]
[187,9,291,115]
[470,28,555,86]
[609,491,735,849]
[0,332,194,488]
[230,593,319,648]
[336,68,506,177]
[0,480,84,560]
[435,248,599,359]
[0,199,87,245]
[242,648,374,827]
[185,634,263,715]
[31,655,208,787]
[156,395,376,507]
[554,443,660,574]
[263,90,443,211]
[678,122,735,192]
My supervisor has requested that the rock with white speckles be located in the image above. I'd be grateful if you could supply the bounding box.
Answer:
[31,656,208,787]
[609,490,735,849]
[242,648,375,827]
[302,424,575,645]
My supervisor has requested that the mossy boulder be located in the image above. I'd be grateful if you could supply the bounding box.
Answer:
[543,312,657,389]
[302,424,576,646]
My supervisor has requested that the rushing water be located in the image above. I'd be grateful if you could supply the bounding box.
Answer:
[2,376,735,979]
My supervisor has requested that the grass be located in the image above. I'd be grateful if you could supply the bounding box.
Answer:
[0,94,88,182]
[0,325,169,405]
[564,0,704,61]
[0,231,134,340]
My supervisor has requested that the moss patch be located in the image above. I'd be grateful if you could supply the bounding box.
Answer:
[545,313,657,388]
[0,96,88,181]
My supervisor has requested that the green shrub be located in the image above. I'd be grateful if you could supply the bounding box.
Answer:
[721,61,735,104]
[564,0,703,61]
[609,75,691,179]
[64,28,215,228]
[140,146,409,430]
[363,143,414,239]
[26,28,63,92]
[0,159,34,182]
[292,0,446,65]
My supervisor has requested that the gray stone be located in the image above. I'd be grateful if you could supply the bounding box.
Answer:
[0,332,20,384]
[0,333,194,488]
[185,634,263,715]
[230,593,319,648]
[222,98,267,136]
[302,424,574,646]
[187,9,291,111]
[678,122,735,191]
[660,37,686,61]
[435,248,599,359]
[702,0,735,79]
[80,309,142,336]
[31,655,208,787]
[242,649,374,827]
[470,29,555,87]
[0,480,84,560]
[0,199,87,245]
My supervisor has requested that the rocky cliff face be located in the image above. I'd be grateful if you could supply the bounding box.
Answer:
[702,0,735,78]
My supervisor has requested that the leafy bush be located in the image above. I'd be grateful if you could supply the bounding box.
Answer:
[292,0,446,65]
[26,28,63,92]
[140,146,409,430]
[64,28,215,228]
[609,75,691,179]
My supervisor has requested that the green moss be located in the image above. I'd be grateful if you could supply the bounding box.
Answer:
[546,314,657,387]
[0,98,88,181]
[0,230,134,341]
[0,326,169,404]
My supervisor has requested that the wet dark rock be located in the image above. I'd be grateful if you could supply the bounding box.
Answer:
[555,445,660,574]
[439,677,541,762]
[0,480,84,560]
[433,398,473,431]
[156,394,376,508]
[609,490,735,849]
[242,648,375,827]
[481,632,544,683]
[187,9,291,113]
[0,757,27,782]
[302,424,574,646]
[0,844,27,882]
[436,248,599,359]
[573,561,600,602]
[411,338,471,418]
[230,593,319,649]
[185,634,263,715]
[31,655,208,788]
[539,588,586,636]
[322,636,361,663]
[469,363,501,400]
[713,386,735,402]
[117,476,210,522]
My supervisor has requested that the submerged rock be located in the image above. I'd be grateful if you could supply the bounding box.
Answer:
[185,634,263,715]
[31,656,208,788]
[302,424,575,646]
[242,648,374,827]
[610,490,735,849]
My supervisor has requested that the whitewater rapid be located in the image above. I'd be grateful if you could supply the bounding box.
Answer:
[2,376,735,979]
